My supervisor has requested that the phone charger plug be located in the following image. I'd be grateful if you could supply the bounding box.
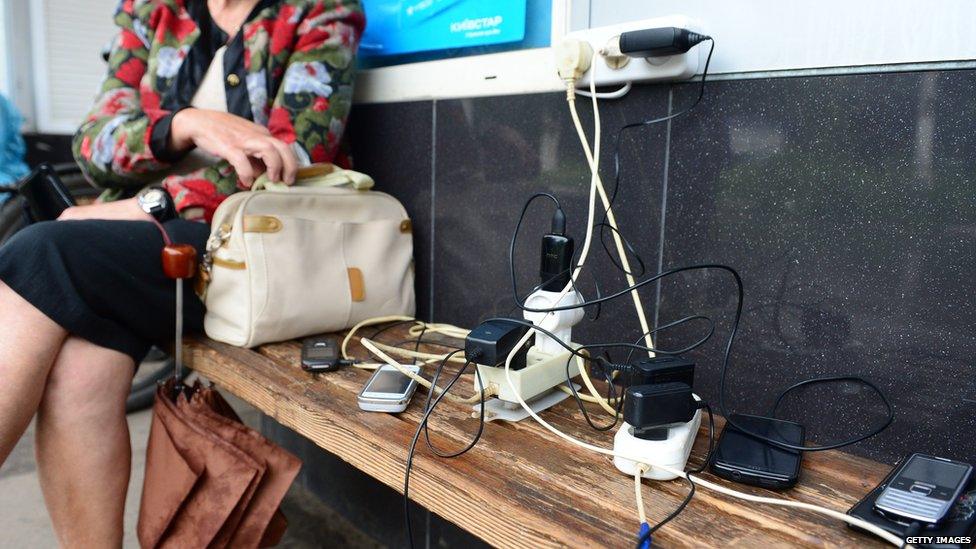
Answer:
[465,318,532,368]
[626,356,695,389]
[613,395,701,481]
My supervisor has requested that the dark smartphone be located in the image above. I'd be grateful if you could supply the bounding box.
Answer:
[710,413,805,490]
[301,336,343,372]
[18,163,76,222]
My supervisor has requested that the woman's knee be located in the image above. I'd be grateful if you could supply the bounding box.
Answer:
[40,337,134,419]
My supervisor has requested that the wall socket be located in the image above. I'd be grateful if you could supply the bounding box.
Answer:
[565,15,706,88]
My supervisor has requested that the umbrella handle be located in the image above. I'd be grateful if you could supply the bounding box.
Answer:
[162,244,197,399]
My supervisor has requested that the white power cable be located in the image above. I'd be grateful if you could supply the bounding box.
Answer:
[566,59,654,356]
[576,82,633,99]
[360,338,492,405]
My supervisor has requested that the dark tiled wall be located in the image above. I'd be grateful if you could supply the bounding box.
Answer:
[271,68,976,545]
[660,71,976,463]
[346,69,976,467]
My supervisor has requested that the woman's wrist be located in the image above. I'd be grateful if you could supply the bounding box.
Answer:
[168,108,199,153]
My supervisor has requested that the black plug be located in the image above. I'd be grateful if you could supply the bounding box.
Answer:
[623,382,698,440]
[619,27,710,58]
[626,356,695,388]
[465,319,533,369]
[540,207,573,291]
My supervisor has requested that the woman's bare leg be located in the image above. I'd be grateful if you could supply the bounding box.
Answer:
[0,282,67,464]
[35,336,135,549]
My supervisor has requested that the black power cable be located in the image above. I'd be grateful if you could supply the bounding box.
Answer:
[402,349,486,548]
[501,262,895,451]
[601,38,716,277]
[636,404,715,548]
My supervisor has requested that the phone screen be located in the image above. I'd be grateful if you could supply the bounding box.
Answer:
[900,456,970,490]
[365,368,414,395]
[305,340,336,360]
[716,415,804,477]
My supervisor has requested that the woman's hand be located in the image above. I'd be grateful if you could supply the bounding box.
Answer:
[170,108,298,188]
[58,198,153,222]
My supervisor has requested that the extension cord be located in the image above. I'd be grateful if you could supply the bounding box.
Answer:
[613,399,701,481]
[473,382,582,423]
[475,344,584,405]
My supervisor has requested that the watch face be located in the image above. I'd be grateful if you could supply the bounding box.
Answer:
[142,188,165,206]
[140,188,169,216]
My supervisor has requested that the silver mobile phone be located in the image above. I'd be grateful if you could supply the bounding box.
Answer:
[874,453,973,524]
[357,364,422,413]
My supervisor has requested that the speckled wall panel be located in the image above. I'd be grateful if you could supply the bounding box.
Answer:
[659,71,976,464]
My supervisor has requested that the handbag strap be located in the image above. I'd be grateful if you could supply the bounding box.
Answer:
[252,163,374,191]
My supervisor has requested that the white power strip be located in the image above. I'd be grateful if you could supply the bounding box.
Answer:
[613,408,702,481]
[565,15,706,88]
[475,345,583,403]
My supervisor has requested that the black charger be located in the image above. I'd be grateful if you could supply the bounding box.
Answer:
[626,355,695,387]
[623,382,699,440]
[464,318,533,369]
[540,206,572,291]
[619,27,710,58]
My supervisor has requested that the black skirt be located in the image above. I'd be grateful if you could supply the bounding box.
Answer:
[0,219,211,363]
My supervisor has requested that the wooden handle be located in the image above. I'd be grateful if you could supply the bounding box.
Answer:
[162,244,197,279]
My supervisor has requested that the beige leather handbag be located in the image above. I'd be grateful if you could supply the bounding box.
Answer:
[200,164,416,348]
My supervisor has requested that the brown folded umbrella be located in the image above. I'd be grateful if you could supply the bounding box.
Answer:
[138,380,301,549]
[140,243,301,548]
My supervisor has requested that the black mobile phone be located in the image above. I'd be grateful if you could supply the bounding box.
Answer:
[18,163,76,222]
[710,413,805,490]
[301,336,343,372]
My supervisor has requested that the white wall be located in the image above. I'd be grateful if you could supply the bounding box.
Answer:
[28,0,118,133]
[571,0,976,77]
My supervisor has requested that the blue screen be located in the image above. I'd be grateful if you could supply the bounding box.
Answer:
[359,0,551,68]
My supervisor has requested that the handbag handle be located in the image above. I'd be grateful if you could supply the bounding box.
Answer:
[252,163,374,191]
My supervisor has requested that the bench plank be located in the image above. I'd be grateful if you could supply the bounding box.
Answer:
[185,330,889,548]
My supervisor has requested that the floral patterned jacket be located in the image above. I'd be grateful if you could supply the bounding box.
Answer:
[72,0,364,222]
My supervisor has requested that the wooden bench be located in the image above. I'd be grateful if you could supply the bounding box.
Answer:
[184,326,890,548]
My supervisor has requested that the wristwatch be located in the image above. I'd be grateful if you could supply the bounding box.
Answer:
[137,186,177,222]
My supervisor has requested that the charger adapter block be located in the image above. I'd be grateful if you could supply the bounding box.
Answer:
[627,356,695,389]
[624,382,697,439]
[465,319,531,368]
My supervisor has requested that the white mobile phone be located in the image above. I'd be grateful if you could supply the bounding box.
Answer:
[357,364,422,413]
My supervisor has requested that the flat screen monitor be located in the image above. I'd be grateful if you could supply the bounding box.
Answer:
[359,0,551,68]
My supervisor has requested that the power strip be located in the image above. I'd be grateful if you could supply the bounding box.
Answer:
[476,345,582,402]
[564,15,706,88]
[474,344,584,421]
[613,408,701,481]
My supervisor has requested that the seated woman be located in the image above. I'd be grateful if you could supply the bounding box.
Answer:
[0,0,362,545]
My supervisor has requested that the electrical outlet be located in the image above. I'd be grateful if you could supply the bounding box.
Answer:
[474,345,582,404]
[565,15,706,88]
